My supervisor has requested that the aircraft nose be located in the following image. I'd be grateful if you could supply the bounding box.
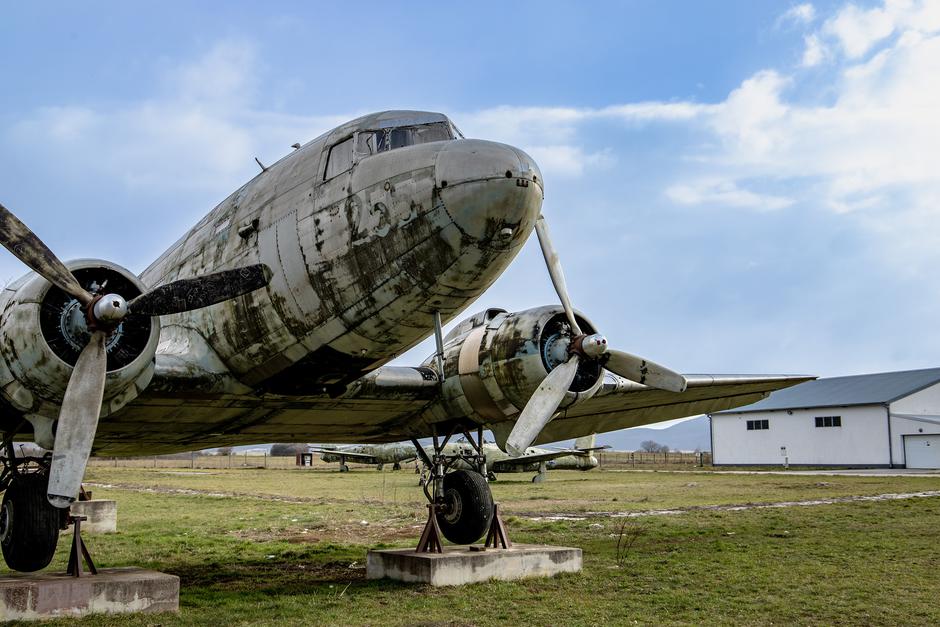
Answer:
[435,140,543,248]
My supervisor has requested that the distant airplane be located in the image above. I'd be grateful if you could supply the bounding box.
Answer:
[313,435,607,481]
[312,442,418,471]
[0,110,811,570]
[433,434,607,483]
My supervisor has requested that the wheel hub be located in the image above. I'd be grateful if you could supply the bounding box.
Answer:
[441,487,463,524]
[0,501,12,546]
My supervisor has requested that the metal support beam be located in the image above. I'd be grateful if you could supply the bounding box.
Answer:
[432,310,445,383]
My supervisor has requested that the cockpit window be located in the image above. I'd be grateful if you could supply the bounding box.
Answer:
[355,122,454,156]
[324,136,354,180]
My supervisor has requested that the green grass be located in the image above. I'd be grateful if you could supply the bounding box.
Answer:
[14,468,940,626]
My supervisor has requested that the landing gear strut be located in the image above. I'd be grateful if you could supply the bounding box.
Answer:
[412,426,503,549]
[0,437,64,572]
[532,461,548,483]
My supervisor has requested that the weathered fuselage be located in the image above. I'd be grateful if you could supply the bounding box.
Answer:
[141,111,542,392]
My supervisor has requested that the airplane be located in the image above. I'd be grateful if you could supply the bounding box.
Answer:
[0,109,812,571]
[313,433,605,478]
[425,434,607,483]
[312,442,418,471]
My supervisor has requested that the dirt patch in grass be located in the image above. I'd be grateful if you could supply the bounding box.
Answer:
[228,518,422,545]
[176,558,367,590]
[521,490,940,520]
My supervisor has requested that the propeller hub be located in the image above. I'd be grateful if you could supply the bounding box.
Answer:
[569,333,609,359]
[92,293,128,326]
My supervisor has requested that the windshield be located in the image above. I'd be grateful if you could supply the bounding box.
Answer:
[356,122,454,155]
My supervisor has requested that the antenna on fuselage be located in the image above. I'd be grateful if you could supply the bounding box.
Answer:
[254,157,268,172]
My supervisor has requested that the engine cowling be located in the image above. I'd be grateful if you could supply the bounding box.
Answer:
[0,259,160,420]
[429,305,605,424]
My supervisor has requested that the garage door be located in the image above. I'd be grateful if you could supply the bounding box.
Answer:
[904,435,940,469]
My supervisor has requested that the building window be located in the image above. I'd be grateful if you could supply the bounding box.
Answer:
[747,419,769,430]
[815,415,842,428]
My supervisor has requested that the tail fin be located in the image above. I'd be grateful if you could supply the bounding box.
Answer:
[574,433,596,450]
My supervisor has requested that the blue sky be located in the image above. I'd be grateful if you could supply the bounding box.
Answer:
[2,0,939,384]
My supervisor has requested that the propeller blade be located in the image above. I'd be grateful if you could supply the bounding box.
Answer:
[505,355,580,456]
[534,217,582,335]
[47,330,108,508]
[604,349,688,392]
[128,263,272,316]
[0,202,92,305]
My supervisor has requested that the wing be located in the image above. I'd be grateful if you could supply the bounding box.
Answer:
[522,373,814,446]
[308,448,382,464]
[101,328,810,457]
[97,341,443,455]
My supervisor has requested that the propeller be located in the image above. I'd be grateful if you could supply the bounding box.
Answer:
[504,215,687,456]
[0,201,272,507]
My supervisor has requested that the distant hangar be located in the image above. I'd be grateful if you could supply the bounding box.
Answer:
[709,368,940,468]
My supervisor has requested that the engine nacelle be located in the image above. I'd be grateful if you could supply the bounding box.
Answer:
[0,259,160,420]
[428,305,604,424]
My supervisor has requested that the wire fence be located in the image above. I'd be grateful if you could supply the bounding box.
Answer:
[88,454,324,470]
[89,450,712,470]
[597,450,711,469]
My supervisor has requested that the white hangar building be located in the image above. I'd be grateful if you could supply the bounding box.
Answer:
[709,368,940,468]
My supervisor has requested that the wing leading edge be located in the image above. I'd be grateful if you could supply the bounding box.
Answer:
[522,373,814,446]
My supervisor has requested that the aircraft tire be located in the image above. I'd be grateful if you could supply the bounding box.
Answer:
[437,470,493,545]
[0,473,61,572]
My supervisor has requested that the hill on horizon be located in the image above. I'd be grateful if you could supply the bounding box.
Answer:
[594,415,710,452]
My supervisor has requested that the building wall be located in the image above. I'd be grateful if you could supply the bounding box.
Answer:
[711,405,890,466]
[889,382,940,466]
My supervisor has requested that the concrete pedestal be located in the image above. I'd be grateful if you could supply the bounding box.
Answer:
[66,500,117,534]
[367,544,582,586]
[0,567,179,621]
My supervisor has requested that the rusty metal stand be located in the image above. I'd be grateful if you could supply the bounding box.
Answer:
[416,504,443,553]
[66,515,98,577]
[484,503,512,549]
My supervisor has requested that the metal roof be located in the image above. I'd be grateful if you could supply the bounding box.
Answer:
[712,367,940,415]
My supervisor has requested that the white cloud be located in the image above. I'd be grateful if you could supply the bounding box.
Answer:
[706,71,792,161]
[821,0,940,60]
[171,41,259,109]
[7,41,350,194]
[524,145,615,178]
[823,2,898,58]
[666,179,793,211]
[599,102,715,122]
[7,2,940,277]
[802,33,827,66]
[450,2,940,278]
[781,3,817,26]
